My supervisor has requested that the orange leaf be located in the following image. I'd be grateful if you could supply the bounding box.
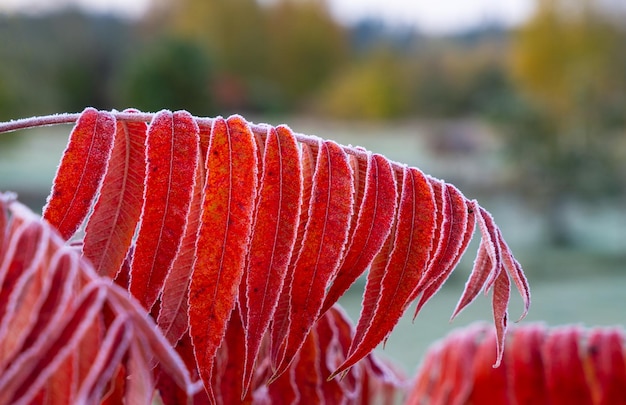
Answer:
[188,115,258,400]
[43,107,115,240]
[83,109,147,279]
[129,110,199,310]
[274,140,354,376]
[243,125,302,392]
[321,153,397,315]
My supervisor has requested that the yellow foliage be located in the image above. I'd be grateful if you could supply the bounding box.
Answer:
[510,0,625,123]
[315,51,409,120]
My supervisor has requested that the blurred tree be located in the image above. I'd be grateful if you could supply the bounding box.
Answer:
[502,0,626,245]
[154,0,347,113]
[264,0,347,106]
[315,49,409,120]
[120,37,214,115]
[0,11,136,118]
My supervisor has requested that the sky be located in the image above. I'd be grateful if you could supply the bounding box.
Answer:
[0,0,535,34]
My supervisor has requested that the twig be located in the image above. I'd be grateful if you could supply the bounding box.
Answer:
[0,110,403,171]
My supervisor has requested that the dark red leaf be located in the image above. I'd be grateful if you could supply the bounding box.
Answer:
[0,224,51,368]
[491,265,510,367]
[157,154,204,344]
[83,109,147,279]
[274,140,354,376]
[476,204,503,290]
[587,328,626,405]
[74,316,132,404]
[266,362,298,404]
[451,240,490,319]
[295,328,324,404]
[543,327,593,405]
[43,107,116,239]
[335,166,435,376]
[322,153,397,315]
[270,142,316,369]
[468,329,509,404]
[498,228,531,322]
[412,184,474,318]
[508,324,548,404]
[129,110,199,310]
[0,281,108,404]
[243,125,302,392]
[189,115,258,400]
[314,308,354,403]
[215,308,251,404]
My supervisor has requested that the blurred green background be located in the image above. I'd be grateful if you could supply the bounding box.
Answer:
[1,0,625,375]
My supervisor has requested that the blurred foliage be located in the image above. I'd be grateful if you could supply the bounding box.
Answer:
[511,0,626,125]
[157,0,347,113]
[119,37,214,115]
[0,10,137,119]
[315,49,409,120]
[1,1,625,247]
[491,0,626,245]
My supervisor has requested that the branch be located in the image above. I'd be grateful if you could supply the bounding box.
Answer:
[0,110,396,172]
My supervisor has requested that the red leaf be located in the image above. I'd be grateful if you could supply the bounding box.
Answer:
[587,328,626,404]
[335,166,435,376]
[157,153,204,344]
[21,250,79,353]
[476,204,503,290]
[491,264,510,367]
[270,142,316,368]
[43,107,116,239]
[315,306,363,402]
[413,184,474,318]
[291,328,323,405]
[83,109,147,279]
[0,194,10,251]
[123,340,156,405]
[543,327,593,405]
[321,153,397,315]
[509,324,548,404]
[157,332,211,405]
[214,308,251,405]
[0,221,46,360]
[266,362,298,404]
[438,329,479,404]
[498,228,531,322]
[0,223,51,369]
[243,125,302,391]
[129,110,199,310]
[468,329,509,404]
[274,140,354,376]
[0,281,108,404]
[189,115,258,400]
[451,239,490,319]
[74,316,133,404]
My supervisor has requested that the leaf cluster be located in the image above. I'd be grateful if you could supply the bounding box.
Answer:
[0,108,530,403]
